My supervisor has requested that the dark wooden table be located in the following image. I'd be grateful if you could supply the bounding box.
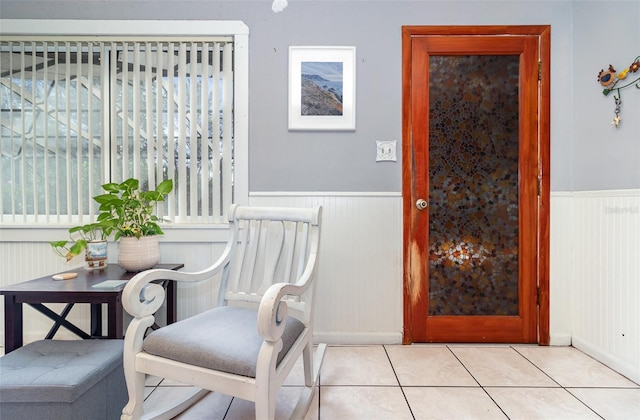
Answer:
[0,263,183,353]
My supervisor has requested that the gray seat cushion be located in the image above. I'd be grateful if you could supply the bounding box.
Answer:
[0,339,124,403]
[143,306,305,378]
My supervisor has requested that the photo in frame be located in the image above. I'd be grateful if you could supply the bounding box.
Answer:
[288,46,356,131]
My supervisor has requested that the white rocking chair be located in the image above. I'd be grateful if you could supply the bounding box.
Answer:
[120,205,325,420]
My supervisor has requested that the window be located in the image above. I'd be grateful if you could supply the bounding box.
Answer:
[0,20,248,226]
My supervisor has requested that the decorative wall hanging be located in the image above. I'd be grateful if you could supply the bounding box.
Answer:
[596,55,640,128]
[288,46,356,131]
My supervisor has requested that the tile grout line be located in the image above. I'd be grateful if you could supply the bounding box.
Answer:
[315,372,322,420]
[509,345,563,387]
[510,346,605,419]
[446,345,512,419]
[382,344,416,420]
[143,378,163,402]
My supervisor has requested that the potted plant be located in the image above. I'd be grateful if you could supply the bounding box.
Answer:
[50,222,112,269]
[51,178,173,272]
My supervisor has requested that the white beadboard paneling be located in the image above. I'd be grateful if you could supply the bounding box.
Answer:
[249,192,404,344]
[158,242,228,320]
[570,190,640,384]
[2,190,638,384]
[0,194,404,346]
[549,192,573,346]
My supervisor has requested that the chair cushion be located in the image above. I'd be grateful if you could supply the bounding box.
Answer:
[142,306,305,378]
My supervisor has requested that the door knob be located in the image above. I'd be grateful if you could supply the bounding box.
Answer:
[416,199,428,210]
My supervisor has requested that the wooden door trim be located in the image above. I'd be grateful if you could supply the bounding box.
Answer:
[537,26,551,346]
[401,25,550,345]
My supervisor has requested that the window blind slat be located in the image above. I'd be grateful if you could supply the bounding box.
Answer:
[132,43,141,181]
[75,41,84,222]
[43,42,51,222]
[87,42,95,217]
[155,43,166,218]
[122,42,130,180]
[109,46,119,184]
[31,42,39,222]
[189,43,198,221]
[8,43,13,221]
[3,43,13,222]
[222,42,233,218]
[19,44,27,220]
[100,42,109,206]
[177,43,188,221]
[64,42,72,223]
[200,43,210,220]
[212,42,222,221]
[54,45,61,222]
[145,45,154,195]
[166,42,176,222]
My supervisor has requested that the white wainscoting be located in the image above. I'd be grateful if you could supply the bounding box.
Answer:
[565,190,640,384]
[249,192,404,344]
[0,193,404,346]
[549,192,574,346]
[1,190,638,384]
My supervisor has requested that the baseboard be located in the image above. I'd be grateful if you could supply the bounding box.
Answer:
[549,334,572,346]
[572,336,640,385]
[314,331,403,345]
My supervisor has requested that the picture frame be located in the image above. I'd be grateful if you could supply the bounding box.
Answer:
[288,46,356,131]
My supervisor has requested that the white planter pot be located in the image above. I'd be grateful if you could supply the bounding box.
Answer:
[118,236,160,272]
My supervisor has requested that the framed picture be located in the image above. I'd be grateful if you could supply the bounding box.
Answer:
[288,46,356,131]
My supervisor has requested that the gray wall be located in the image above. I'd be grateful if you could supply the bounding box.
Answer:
[2,1,638,191]
[571,2,640,191]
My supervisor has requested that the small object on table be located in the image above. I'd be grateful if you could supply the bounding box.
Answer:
[92,280,128,289]
[52,272,78,281]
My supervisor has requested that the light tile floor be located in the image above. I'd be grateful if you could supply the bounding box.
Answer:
[141,345,640,420]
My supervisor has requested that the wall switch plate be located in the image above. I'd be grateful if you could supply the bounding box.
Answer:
[376,140,397,162]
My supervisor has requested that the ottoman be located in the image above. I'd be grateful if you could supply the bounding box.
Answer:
[0,339,127,420]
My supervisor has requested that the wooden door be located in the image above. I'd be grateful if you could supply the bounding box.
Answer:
[402,26,550,344]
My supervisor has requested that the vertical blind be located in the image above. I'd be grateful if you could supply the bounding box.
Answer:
[0,37,234,225]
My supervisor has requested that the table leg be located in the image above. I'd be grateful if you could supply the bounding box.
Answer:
[166,280,177,325]
[91,303,102,336]
[3,295,23,353]
[107,297,124,338]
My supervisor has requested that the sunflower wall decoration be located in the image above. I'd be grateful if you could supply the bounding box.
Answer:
[597,55,640,128]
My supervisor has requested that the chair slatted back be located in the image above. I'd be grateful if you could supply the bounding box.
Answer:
[219,205,322,322]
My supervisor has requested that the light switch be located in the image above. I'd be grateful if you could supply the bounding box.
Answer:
[376,140,397,162]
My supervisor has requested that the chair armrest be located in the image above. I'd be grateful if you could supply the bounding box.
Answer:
[257,248,319,342]
[122,242,233,319]
[257,283,299,342]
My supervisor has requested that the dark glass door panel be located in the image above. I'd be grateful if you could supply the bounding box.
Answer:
[428,55,520,316]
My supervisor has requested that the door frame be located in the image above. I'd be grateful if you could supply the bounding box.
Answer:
[401,25,550,345]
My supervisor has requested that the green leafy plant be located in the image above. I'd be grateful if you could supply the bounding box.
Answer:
[50,222,113,262]
[95,178,173,240]
[50,178,173,261]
